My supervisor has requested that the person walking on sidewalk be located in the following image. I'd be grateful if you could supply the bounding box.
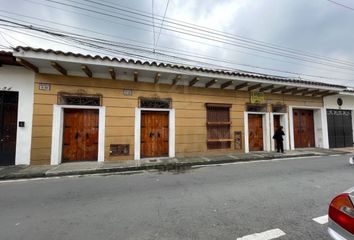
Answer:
[273,126,285,153]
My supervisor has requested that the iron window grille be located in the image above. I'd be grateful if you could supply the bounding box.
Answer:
[58,93,101,106]
[139,98,172,109]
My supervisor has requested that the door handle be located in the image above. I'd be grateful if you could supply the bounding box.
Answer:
[149,132,155,138]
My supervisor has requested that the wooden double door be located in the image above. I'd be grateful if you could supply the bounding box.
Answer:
[141,111,169,158]
[293,109,315,148]
[248,114,263,151]
[0,91,18,166]
[62,109,99,162]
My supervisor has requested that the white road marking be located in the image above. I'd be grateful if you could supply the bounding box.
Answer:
[236,228,286,240]
[313,215,328,224]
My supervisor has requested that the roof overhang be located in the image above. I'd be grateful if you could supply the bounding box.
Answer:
[13,47,346,97]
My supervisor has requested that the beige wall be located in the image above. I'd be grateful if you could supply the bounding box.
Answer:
[31,74,323,165]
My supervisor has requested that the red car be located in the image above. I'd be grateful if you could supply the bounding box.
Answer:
[328,187,354,240]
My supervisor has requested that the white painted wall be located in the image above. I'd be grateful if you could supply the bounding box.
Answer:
[0,65,35,165]
[324,94,354,147]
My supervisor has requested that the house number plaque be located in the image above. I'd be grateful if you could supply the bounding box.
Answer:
[39,83,51,91]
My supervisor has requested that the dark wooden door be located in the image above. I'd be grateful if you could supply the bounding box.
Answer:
[62,109,99,162]
[0,91,18,166]
[248,114,263,151]
[141,111,169,158]
[327,110,353,148]
[293,109,315,148]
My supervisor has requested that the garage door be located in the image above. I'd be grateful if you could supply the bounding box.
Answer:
[327,109,353,148]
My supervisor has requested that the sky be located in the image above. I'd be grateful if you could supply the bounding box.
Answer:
[1,0,354,87]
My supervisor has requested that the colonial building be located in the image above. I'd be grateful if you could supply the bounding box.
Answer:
[324,90,354,148]
[3,47,347,165]
[0,51,35,165]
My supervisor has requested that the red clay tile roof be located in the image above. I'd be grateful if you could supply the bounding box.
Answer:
[14,46,346,89]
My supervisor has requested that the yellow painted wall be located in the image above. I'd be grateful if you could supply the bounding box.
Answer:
[31,74,323,165]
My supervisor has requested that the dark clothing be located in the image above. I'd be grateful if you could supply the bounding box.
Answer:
[273,129,285,153]
[276,139,284,153]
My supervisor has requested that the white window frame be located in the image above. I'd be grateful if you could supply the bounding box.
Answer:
[50,104,106,165]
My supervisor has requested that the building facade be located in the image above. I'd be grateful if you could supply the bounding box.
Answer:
[5,47,346,165]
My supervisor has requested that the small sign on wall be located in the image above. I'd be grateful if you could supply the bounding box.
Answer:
[250,92,265,104]
[234,131,242,150]
[39,83,51,91]
[123,89,133,96]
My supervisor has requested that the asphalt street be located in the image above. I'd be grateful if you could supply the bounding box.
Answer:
[0,155,353,240]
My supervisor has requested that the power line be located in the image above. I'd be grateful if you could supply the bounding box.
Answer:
[2,19,354,83]
[3,11,354,77]
[19,0,354,71]
[155,0,170,48]
[327,0,354,11]
[151,0,156,51]
[76,0,354,66]
[40,0,354,69]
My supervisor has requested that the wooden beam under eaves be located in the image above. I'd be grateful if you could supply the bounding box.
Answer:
[271,86,286,93]
[291,88,309,95]
[282,87,297,94]
[109,68,116,80]
[248,83,262,91]
[234,82,248,90]
[315,90,330,96]
[302,89,319,96]
[16,58,38,73]
[321,91,337,97]
[81,65,92,78]
[221,80,233,89]
[51,61,67,75]
[133,71,138,82]
[189,77,200,87]
[205,79,218,88]
[172,74,182,85]
[259,85,274,92]
[154,73,161,84]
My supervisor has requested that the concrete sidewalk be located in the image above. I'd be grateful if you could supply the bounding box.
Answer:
[0,148,351,180]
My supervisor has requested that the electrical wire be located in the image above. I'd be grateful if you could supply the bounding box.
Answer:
[1,20,354,83]
[327,0,354,11]
[39,0,354,69]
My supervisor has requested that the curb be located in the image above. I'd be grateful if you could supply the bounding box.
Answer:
[0,152,347,180]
